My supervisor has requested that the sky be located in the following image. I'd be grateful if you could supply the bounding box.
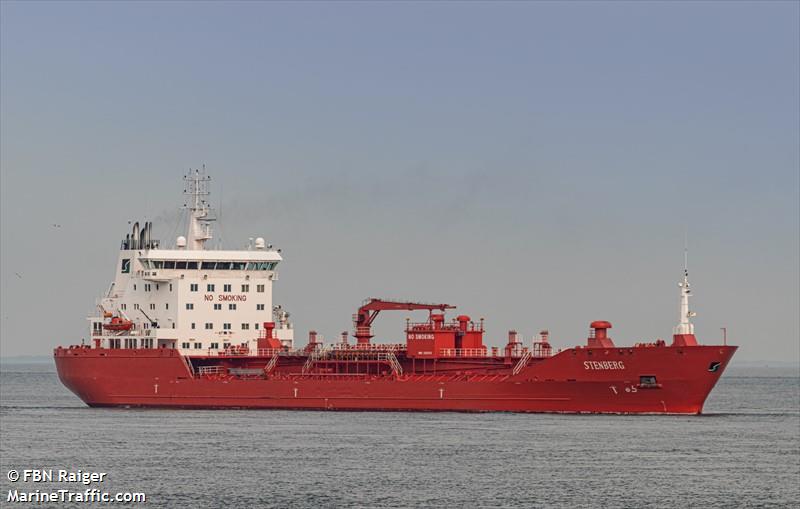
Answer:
[1,1,798,363]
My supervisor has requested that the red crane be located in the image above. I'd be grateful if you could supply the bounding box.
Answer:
[353,298,455,345]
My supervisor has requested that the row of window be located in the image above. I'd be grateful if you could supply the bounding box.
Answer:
[109,338,154,349]
[181,342,232,350]
[121,303,169,311]
[190,322,260,330]
[189,283,265,293]
[133,283,173,292]
[120,302,265,311]
[186,303,265,311]
[132,283,265,293]
[142,260,278,271]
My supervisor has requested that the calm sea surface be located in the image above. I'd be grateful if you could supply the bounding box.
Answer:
[0,362,798,508]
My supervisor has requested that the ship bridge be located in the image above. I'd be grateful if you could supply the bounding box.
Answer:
[88,168,294,354]
[137,250,281,281]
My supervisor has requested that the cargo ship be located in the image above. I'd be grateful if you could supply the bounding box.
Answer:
[54,169,736,413]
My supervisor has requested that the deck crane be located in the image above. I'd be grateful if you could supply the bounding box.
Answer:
[353,298,455,345]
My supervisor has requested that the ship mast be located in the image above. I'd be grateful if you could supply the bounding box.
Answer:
[183,167,215,250]
[673,246,695,335]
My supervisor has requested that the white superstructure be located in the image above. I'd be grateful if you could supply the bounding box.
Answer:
[88,169,294,353]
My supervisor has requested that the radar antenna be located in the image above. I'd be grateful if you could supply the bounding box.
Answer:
[183,166,216,250]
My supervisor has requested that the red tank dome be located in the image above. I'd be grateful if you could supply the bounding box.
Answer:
[590,320,612,329]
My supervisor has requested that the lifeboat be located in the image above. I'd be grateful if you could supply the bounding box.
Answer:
[103,317,133,331]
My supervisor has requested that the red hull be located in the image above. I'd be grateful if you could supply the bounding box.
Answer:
[54,344,736,414]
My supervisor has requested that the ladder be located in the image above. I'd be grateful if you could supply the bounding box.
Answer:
[512,350,532,376]
[384,352,403,376]
[264,354,280,375]
[302,350,324,373]
[181,355,195,377]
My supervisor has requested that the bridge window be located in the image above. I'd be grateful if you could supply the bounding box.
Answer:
[232,262,246,270]
[175,261,186,269]
[201,262,215,270]
[152,261,164,269]
[140,259,150,270]
[215,262,232,270]
[164,261,175,269]
[246,262,257,270]
[187,261,198,269]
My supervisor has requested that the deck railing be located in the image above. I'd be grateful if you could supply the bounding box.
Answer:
[439,348,489,358]
[301,350,404,376]
[331,343,407,352]
[407,323,484,332]
[197,366,227,376]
